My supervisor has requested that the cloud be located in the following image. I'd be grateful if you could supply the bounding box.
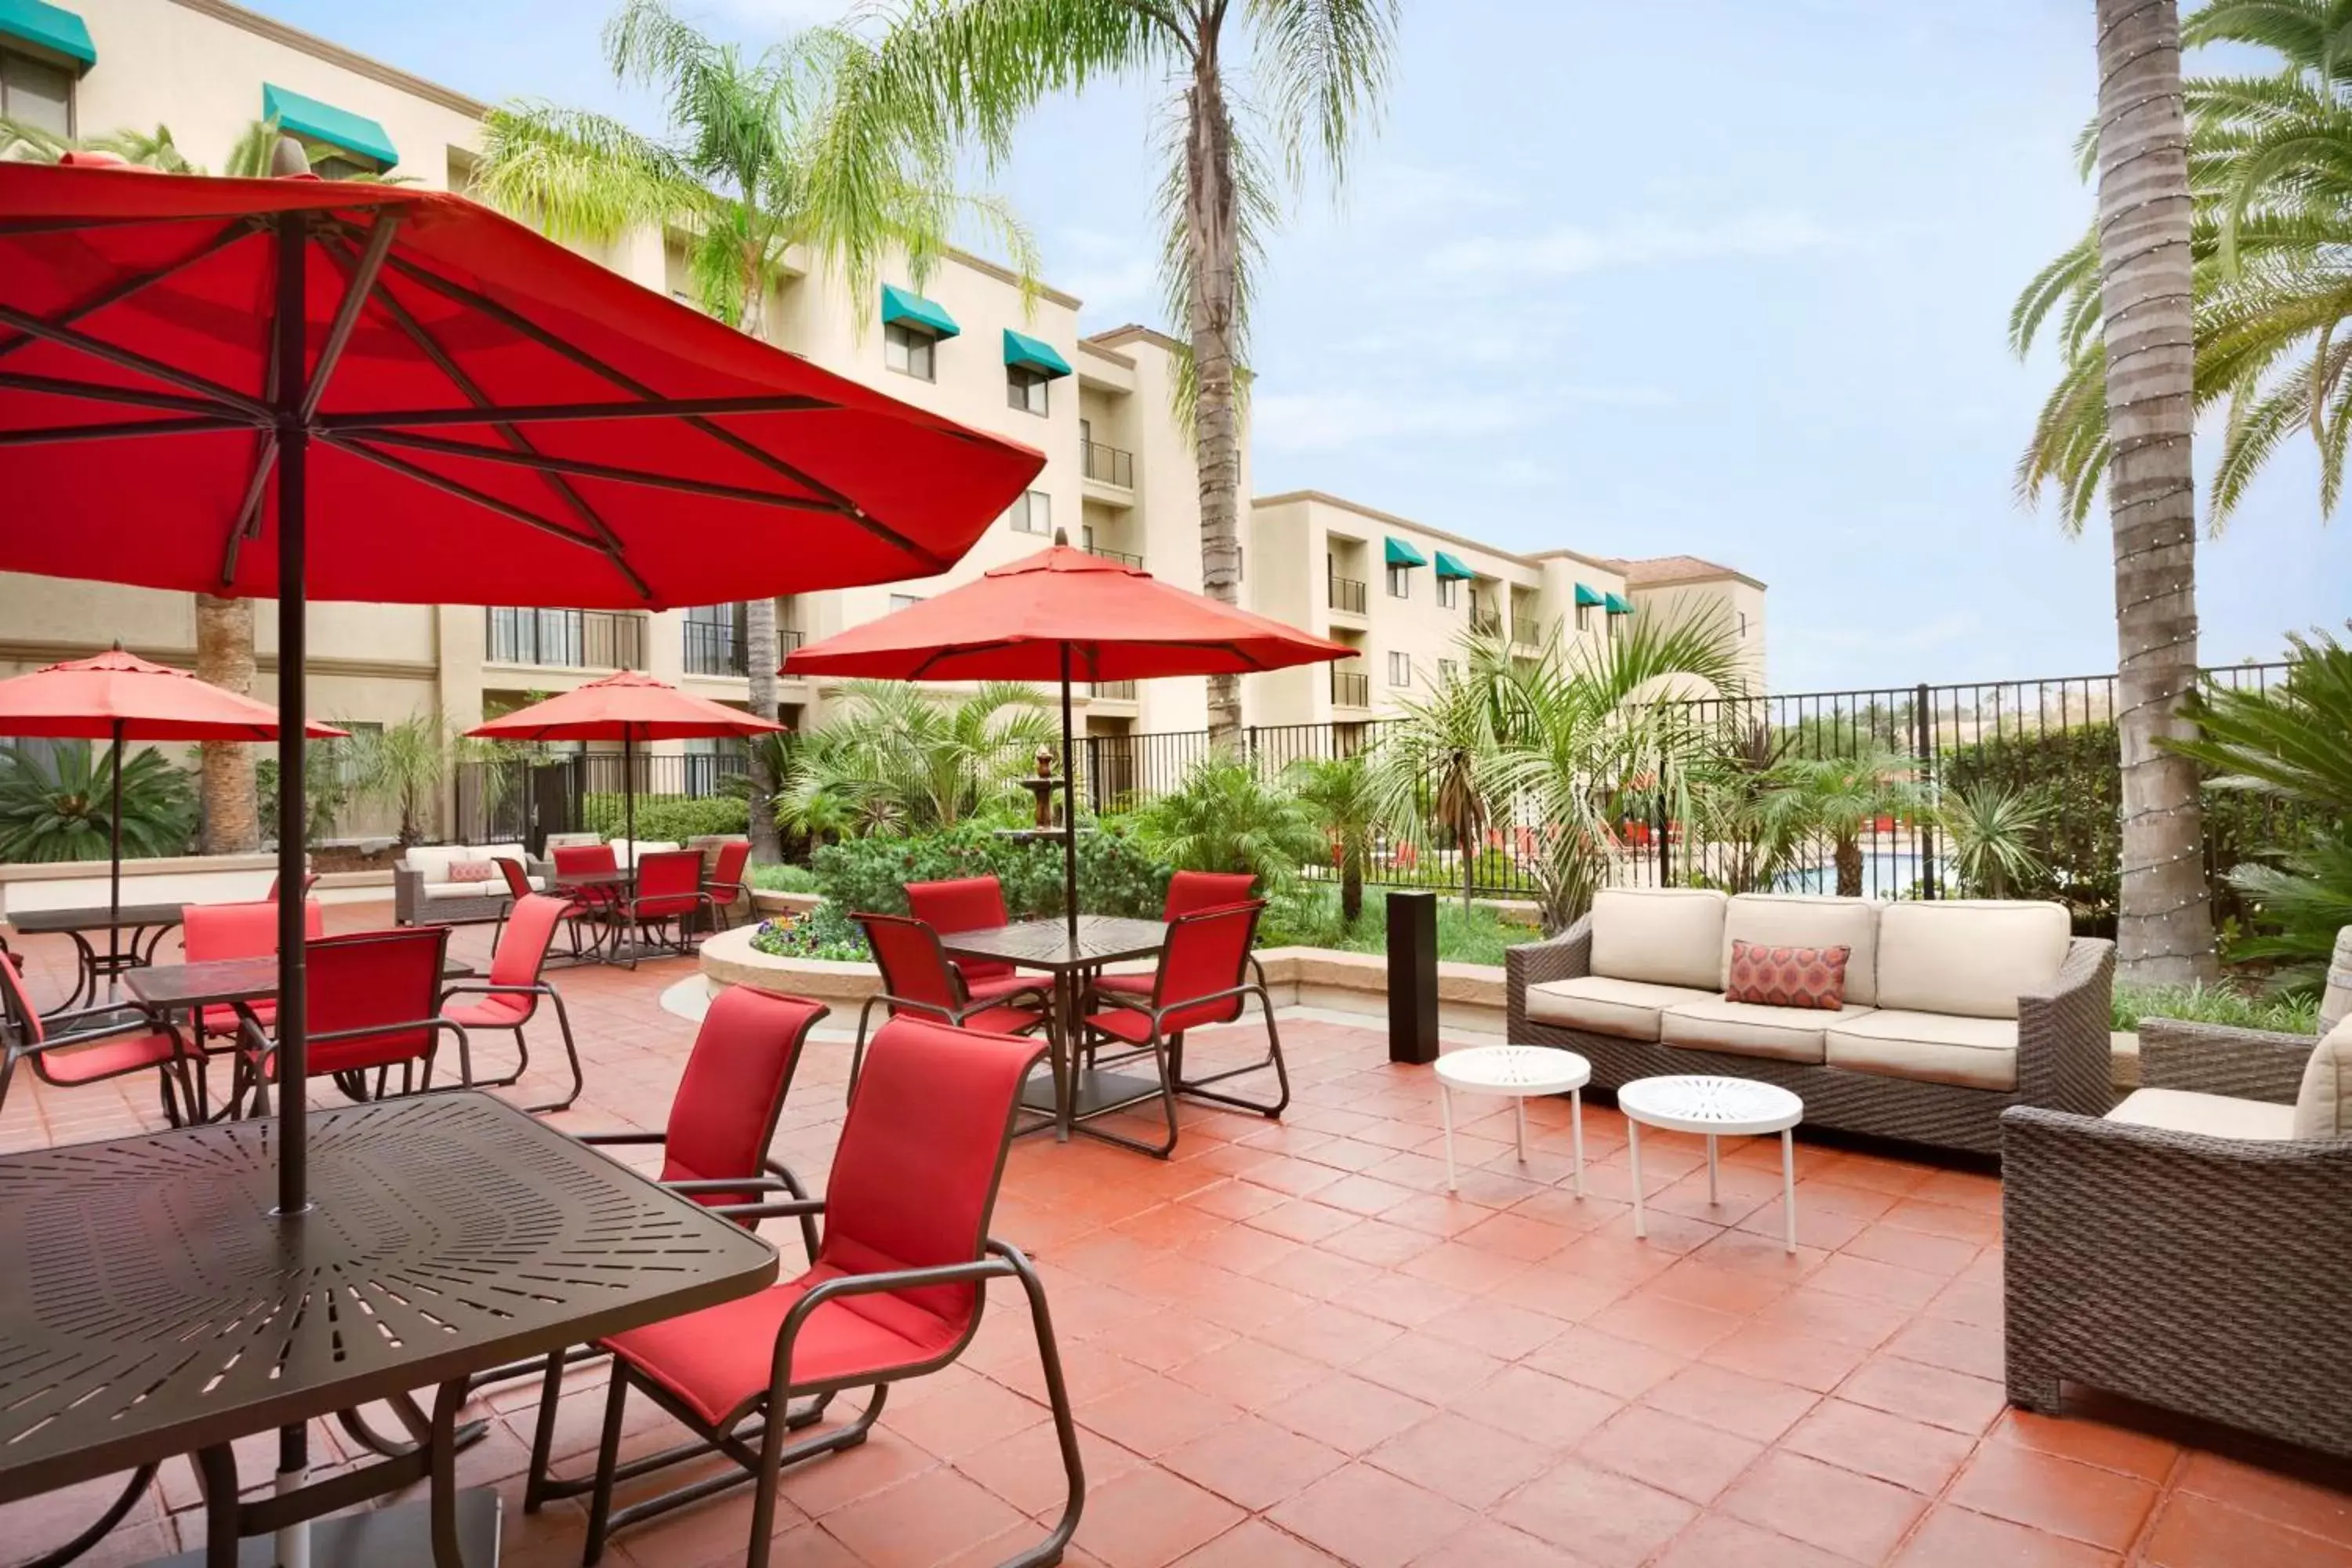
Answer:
[1430,212,1871,281]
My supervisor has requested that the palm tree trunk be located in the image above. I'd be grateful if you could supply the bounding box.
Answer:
[1185,46,1244,750]
[744,596,782,863]
[194,593,260,853]
[2095,0,2217,984]
[1341,853,1363,925]
[1835,835,1863,899]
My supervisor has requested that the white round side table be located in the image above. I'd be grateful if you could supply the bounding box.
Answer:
[1617,1075,1805,1253]
[1433,1046,1591,1195]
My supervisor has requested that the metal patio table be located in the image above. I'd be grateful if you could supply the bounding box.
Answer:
[0,1091,778,1567]
[941,915,1167,1145]
[5,902,187,1016]
[548,867,647,966]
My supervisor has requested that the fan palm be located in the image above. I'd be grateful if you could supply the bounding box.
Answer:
[840,0,1400,746]
[473,0,1039,862]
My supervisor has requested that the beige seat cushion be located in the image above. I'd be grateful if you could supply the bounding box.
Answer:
[2111,1087,2298,1142]
[1589,887,1728,992]
[1825,1009,2018,1091]
[404,843,526,880]
[1723,894,1880,1007]
[424,880,509,900]
[2293,1018,2352,1139]
[1661,997,1876,1065]
[1875,900,2071,1020]
[1526,976,1719,1043]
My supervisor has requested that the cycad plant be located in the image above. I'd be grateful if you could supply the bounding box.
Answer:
[1133,753,1323,889]
[1287,750,1384,924]
[840,0,1400,745]
[474,0,1036,859]
[0,742,194,863]
[775,681,1054,837]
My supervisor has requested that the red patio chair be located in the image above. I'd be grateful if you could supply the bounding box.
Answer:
[438,893,584,1113]
[906,875,1049,1005]
[499,855,597,959]
[266,869,319,900]
[0,949,196,1125]
[613,849,712,967]
[1091,869,1259,1002]
[550,843,623,939]
[1079,901,1286,1159]
[232,926,466,1116]
[531,1015,1083,1568]
[180,897,325,1042]
[704,840,753,931]
[847,911,1047,1099]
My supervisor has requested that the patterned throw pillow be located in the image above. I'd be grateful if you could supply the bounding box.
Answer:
[1725,939,1851,1011]
[446,859,497,884]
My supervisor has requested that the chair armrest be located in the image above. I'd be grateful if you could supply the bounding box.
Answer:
[36,1000,172,1047]
[2015,937,2118,1117]
[767,1253,1018,1396]
[392,865,423,922]
[1506,916,1593,1037]
[2138,1018,2316,1104]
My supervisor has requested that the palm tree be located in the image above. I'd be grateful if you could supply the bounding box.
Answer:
[1374,630,1514,916]
[473,0,1038,862]
[1288,750,1382,923]
[776,681,1054,834]
[1133,753,1323,887]
[844,0,1401,746]
[1762,749,1923,900]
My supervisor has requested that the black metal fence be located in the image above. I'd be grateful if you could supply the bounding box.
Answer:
[454,750,749,849]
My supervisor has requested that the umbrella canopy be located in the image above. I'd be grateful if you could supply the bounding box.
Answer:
[466,671,784,744]
[786,541,1352,935]
[0,162,1044,607]
[784,543,1355,683]
[0,647,347,739]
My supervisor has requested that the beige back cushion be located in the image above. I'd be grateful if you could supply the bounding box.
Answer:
[1590,887,1730,991]
[2294,1019,2352,1139]
[404,843,524,880]
[1723,895,1881,1007]
[1874,900,2071,1019]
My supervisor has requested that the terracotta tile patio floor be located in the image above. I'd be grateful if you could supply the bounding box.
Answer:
[3,902,2350,1567]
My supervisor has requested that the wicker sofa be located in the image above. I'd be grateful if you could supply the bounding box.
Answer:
[1504,888,2114,1155]
[2002,1013,2352,1457]
[392,842,550,927]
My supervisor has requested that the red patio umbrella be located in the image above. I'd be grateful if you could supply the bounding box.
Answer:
[785,537,1353,937]
[466,672,784,854]
[0,158,1040,1209]
[0,646,347,989]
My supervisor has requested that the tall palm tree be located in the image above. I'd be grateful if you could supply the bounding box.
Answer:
[473,0,1037,861]
[2089,0,2217,983]
[844,0,1402,746]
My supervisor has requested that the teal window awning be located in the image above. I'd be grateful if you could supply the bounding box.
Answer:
[881,284,960,339]
[1433,550,1474,580]
[1573,583,1605,608]
[1003,328,1072,378]
[262,83,399,170]
[1605,592,1635,615]
[0,0,95,68]
[1384,536,1428,568]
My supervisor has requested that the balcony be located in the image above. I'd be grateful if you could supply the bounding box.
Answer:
[682,619,746,677]
[1088,680,1138,702]
[1080,438,1134,488]
[1329,575,1367,615]
[1332,668,1370,709]
[486,608,643,670]
[1087,545,1145,570]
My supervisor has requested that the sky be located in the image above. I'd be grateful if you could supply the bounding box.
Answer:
[256,0,2352,692]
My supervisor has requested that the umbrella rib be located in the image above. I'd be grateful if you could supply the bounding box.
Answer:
[0,301,270,423]
[0,371,252,420]
[372,250,949,572]
[0,415,249,447]
[217,432,278,589]
[347,428,855,514]
[318,394,837,430]
[327,238,643,591]
[0,218,257,363]
[298,213,401,423]
[321,433,655,597]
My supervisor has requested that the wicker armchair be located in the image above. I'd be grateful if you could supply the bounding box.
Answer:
[2002,1016,2352,1459]
[1505,913,2115,1156]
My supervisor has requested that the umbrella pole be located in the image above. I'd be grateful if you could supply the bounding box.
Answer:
[107,718,122,1000]
[1060,646,1078,943]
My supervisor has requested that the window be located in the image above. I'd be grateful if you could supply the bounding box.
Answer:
[1007,364,1051,416]
[888,593,924,614]
[884,321,935,381]
[1007,489,1051,535]
[1,48,74,136]
[1388,651,1411,688]
[1740,612,1751,638]
[1436,576,1459,609]
[1576,603,1593,633]
[1386,563,1411,599]
[1437,658,1458,685]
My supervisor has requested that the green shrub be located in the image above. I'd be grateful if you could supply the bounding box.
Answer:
[811,822,1169,922]
[1259,886,1519,966]
[750,862,821,893]
[581,792,748,842]
[0,742,194,862]
[2111,982,2321,1036]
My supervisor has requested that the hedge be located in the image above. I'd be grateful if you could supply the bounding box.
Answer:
[580,792,748,843]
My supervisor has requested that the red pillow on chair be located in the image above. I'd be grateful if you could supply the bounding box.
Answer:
[1724,939,1850,1011]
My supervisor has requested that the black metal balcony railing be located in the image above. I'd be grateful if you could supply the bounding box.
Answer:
[1331,669,1370,708]
[682,619,746,677]
[1087,545,1145,570]
[1329,575,1367,615]
[1088,680,1138,701]
[486,608,644,670]
[780,628,805,656]
[1080,439,1134,488]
